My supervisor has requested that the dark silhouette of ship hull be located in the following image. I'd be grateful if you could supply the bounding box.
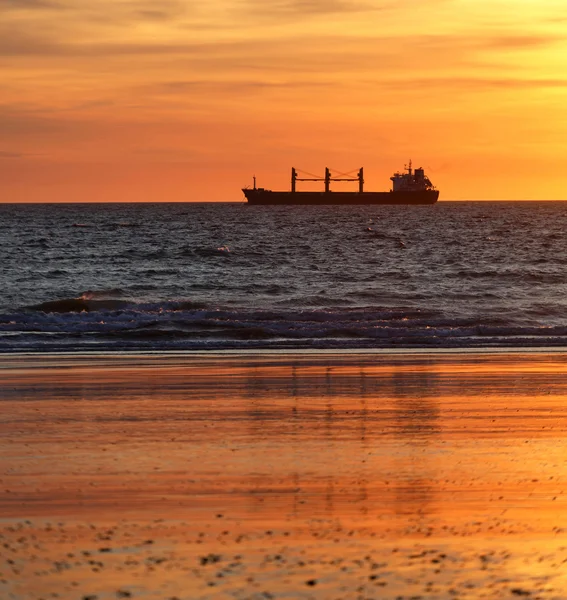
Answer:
[242,163,439,205]
[243,189,439,205]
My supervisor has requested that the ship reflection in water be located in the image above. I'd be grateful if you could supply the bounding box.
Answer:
[242,358,441,524]
[4,353,567,537]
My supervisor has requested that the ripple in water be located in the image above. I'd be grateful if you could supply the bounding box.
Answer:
[1,201,567,351]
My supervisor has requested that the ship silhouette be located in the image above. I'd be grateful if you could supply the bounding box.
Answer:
[243,161,439,205]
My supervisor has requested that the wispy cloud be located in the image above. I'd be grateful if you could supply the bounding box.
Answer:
[0,30,59,56]
[148,79,331,94]
[1,0,64,9]
[243,0,450,19]
[133,1,191,21]
[246,0,372,16]
[367,76,567,92]
[0,26,560,61]
[0,104,98,137]
[0,151,25,158]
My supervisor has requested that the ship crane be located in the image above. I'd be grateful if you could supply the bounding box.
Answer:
[291,167,364,193]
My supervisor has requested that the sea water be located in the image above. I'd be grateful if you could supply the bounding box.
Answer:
[2,201,567,352]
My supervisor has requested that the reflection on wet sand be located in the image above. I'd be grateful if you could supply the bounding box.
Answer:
[2,353,567,524]
[3,352,567,598]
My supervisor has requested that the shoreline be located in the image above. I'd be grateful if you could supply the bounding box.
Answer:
[3,345,567,357]
[3,347,567,375]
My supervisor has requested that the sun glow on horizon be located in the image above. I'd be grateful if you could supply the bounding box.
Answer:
[1,0,566,201]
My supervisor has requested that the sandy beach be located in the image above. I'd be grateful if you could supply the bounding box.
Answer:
[2,351,567,599]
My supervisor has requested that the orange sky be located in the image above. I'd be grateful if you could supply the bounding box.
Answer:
[1,0,566,202]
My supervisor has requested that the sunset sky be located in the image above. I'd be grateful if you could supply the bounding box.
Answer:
[1,0,566,202]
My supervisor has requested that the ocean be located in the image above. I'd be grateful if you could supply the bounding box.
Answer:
[2,201,567,352]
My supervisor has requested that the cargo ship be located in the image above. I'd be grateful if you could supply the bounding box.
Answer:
[243,162,439,205]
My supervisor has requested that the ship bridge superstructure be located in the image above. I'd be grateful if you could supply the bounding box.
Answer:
[391,160,435,192]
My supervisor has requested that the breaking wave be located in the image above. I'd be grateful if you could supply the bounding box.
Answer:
[3,297,567,352]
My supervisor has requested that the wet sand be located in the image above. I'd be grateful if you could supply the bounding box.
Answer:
[2,352,567,599]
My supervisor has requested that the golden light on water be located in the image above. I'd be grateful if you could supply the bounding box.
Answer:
[4,353,567,597]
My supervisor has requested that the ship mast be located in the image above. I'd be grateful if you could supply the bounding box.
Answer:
[290,167,365,193]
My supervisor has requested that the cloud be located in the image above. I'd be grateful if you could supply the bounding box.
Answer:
[0,0,186,15]
[1,0,64,9]
[133,1,190,21]
[369,76,567,92]
[485,35,557,49]
[0,28,203,57]
[0,27,560,61]
[0,151,25,158]
[0,30,60,56]
[148,79,331,94]
[248,0,372,16]
[136,10,176,20]
[409,32,563,54]
[243,0,448,19]
[0,149,45,159]
[0,105,98,137]
[130,147,201,160]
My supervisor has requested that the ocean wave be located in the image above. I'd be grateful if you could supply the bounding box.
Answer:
[26,298,130,313]
[180,246,232,258]
[5,201,567,352]
[23,297,207,314]
[80,288,124,299]
[112,222,140,228]
[4,298,567,351]
[449,270,567,284]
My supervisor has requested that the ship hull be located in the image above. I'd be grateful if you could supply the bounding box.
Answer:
[243,189,439,205]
